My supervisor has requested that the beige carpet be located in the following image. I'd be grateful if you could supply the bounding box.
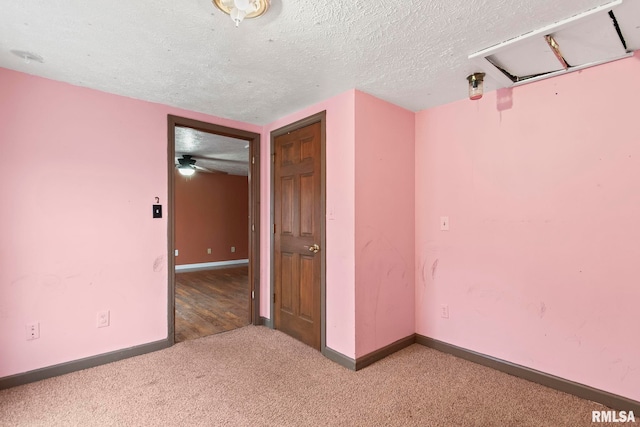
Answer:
[0,326,632,426]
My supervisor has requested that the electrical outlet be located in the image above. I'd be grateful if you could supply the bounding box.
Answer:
[440,216,449,231]
[26,322,40,340]
[97,310,110,328]
[207,248,211,254]
[231,246,236,253]
[441,304,449,319]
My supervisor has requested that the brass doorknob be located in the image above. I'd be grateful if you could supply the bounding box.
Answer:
[306,244,320,254]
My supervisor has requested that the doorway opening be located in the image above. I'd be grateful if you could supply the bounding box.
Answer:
[167,115,260,344]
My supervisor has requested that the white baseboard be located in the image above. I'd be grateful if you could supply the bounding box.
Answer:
[175,259,248,272]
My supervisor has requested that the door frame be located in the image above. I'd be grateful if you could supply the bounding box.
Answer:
[167,114,261,344]
[270,111,326,351]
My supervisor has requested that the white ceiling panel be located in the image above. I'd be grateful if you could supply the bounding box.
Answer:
[487,37,564,77]
[553,13,627,66]
[614,0,640,50]
[470,0,637,87]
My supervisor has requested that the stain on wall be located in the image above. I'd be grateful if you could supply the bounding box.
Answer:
[415,55,640,401]
[0,67,261,378]
[354,91,415,358]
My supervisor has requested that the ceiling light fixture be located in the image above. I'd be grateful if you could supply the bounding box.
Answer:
[466,73,485,100]
[212,0,270,27]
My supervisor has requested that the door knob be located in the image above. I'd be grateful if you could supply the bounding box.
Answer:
[306,244,320,254]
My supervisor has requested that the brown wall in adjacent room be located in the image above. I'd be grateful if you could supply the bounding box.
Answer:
[175,169,248,265]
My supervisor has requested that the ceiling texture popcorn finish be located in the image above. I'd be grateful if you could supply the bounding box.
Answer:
[1,1,639,125]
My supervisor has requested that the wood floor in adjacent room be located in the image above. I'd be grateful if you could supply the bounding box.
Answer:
[174,266,250,343]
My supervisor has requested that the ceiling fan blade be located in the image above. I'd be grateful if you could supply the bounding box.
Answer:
[188,155,247,164]
[194,164,228,174]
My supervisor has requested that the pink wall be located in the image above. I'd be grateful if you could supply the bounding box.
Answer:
[262,91,357,358]
[5,51,637,400]
[415,55,640,401]
[354,91,415,357]
[260,90,415,359]
[0,68,260,377]
[174,170,248,265]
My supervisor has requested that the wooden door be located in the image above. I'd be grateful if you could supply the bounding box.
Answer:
[274,120,322,350]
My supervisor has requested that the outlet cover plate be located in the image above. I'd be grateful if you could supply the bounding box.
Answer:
[441,304,449,319]
[26,322,40,340]
[97,310,110,328]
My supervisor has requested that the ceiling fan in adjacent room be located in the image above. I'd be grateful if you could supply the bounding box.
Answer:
[176,154,223,176]
[176,154,249,176]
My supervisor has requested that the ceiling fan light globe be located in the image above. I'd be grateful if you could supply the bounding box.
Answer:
[178,166,196,176]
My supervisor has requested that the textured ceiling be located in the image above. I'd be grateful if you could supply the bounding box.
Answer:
[175,127,249,176]
[1,1,638,126]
